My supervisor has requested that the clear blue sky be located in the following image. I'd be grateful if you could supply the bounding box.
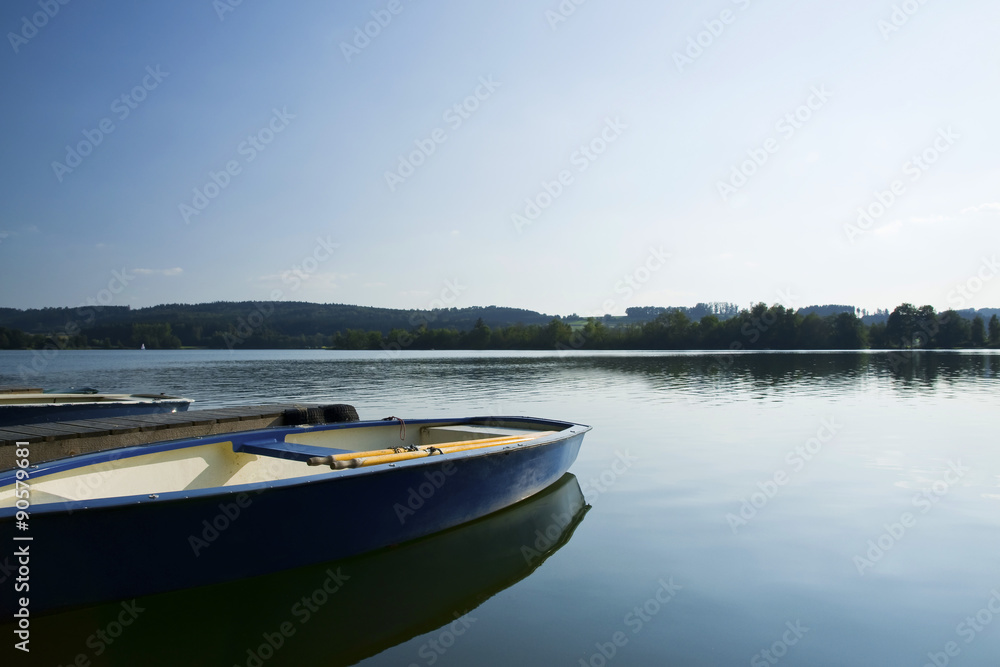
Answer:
[1,0,997,315]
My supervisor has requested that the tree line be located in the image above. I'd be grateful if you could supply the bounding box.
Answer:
[357,303,1000,352]
[1,303,997,351]
[0,302,554,339]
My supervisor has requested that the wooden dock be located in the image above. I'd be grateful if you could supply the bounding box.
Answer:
[0,403,354,470]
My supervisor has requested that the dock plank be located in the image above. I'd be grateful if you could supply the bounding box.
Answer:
[129,414,198,428]
[15,424,85,439]
[191,410,243,423]
[109,417,173,432]
[57,419,142,434]
[50,421,116,437]
[1,425,73,441]
[0,430,43,445]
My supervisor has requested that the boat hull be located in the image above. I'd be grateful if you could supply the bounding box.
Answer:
[2,474,589,666]
[0,395,191,427]
[0,417,588,615]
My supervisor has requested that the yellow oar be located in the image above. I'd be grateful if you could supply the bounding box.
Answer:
[309,431,556,470]
[321,433,538,463]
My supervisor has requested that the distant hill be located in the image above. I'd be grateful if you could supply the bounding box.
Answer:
[956,307,1000,321]
[0,302,556,338]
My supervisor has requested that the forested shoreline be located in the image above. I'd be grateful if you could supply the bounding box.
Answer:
[0,303,997,351]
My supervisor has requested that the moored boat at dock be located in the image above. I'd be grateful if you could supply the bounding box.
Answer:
[0,386,192,427]
[0,413,590,615]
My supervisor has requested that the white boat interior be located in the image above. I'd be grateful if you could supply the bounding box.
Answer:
[0,421,559,507]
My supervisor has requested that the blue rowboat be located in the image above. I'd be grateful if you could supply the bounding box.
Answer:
[0,415,590,616]
[5,473,589,666]
[0,388,192,427]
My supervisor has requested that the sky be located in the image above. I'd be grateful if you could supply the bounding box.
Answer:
[0,0,998,317]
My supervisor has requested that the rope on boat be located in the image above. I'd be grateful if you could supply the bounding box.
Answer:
[382,415,406,440]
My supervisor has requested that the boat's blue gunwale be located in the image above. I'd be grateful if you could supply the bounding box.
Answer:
[0,417,590,517]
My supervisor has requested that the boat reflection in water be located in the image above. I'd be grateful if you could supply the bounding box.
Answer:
[11,473,588,666]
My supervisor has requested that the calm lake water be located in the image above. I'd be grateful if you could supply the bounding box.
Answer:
[2,349,999,666]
